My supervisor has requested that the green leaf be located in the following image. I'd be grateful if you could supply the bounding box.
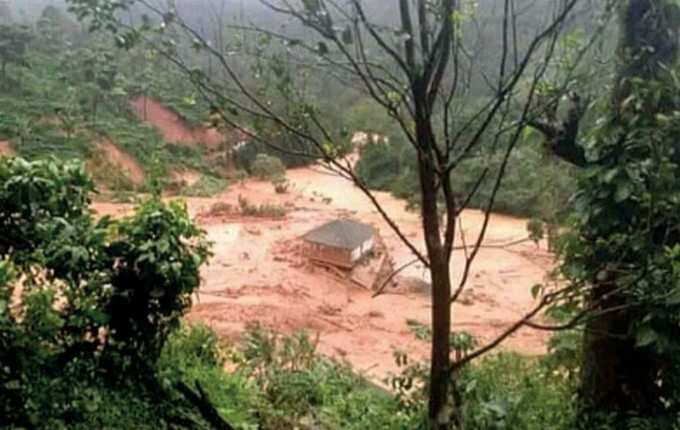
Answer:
[656,113,671,124]
[635,325,658,348]
[602,168,619,184]
[665,288,680,305]
[614,182,632,203]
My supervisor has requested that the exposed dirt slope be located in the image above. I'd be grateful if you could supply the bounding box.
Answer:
[94,139,145,186]
[0,141,15,157]
[130,96,223,148]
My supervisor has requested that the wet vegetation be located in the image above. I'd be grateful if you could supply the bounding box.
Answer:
[2,0,680,429]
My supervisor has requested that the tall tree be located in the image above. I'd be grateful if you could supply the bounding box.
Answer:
[530,0,680,422]
[36,5,80,50]
[0,24,32,83]
[66,0,602,427]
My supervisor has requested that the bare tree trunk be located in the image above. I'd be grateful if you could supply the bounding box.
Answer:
[421,168,452,429]
[414,97,454,428]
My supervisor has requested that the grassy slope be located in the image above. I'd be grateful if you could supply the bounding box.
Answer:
[0,53,224,193]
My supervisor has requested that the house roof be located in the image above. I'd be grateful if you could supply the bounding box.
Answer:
[303,219,374,250]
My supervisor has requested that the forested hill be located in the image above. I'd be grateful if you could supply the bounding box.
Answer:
[0,1,246,197]
[0,0,607,217]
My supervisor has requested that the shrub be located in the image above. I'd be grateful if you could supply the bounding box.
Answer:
[105,197,212,364]
[0,157,94,264]
[250,153,286,180]
[527,218,545,246]
[207,201,234,216]
[234,169,248,184]
[355,136,577,219]
[0,158,212,427]
[232,323,420,430]
[157,324,258,428]
[272,176,290,194]
[355,139,402,190]
[159,323,224,371]
[459,353,575,430]
[179,175,228,197]
[238,195,287,218]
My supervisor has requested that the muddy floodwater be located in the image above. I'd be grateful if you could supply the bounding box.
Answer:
[96,163,553,383]
[92,99,555,384]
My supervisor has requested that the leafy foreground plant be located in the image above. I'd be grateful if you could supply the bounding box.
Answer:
[0,157,411,429]
[0,157,216,428]
[227,323,422,430]
[0,157,584,430]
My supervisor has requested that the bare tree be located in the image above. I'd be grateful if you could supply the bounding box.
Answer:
[67,0,609,427]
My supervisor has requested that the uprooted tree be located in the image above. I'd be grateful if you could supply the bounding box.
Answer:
[530,0,680,424]
[66,0,609,427]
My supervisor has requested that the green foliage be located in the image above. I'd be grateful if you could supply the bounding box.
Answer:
[556,75,680,421]
[106,197,211,363]
[356,134,577,219]
[232,323,420,430]
[386,348,578,430]
[345,98,393,136]
[250,153,286,180]
[238,195,287,218]
[355,138,405,190]
[0,24,33,82]
[0,28,226,193]
[179,175,228,197]
[526,218,545,245]
[272,176,290,194]
[158,324,258,428]
[460,353,576,430]
[0,158,211,427]
[0,157,94,263]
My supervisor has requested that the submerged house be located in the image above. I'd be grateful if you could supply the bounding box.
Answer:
[303,219,375,269]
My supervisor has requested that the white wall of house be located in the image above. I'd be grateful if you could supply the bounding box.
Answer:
[350,238,375,263]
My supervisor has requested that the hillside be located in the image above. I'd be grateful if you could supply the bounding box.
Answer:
[3,1,679,429]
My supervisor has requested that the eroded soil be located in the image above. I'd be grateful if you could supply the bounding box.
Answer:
[94,164,554,383]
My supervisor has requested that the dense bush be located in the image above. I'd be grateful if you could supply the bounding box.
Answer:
[355,136,577,220]
[238,195,287,218]
[355,139,403,190]
[272,176,290,194]
[0,158,211,427]
[459,353,575,429]
[105,197,211,364]
[0,157,94,262]
[250,153,286,180]
[231,323,422,430]
[179,174,229,197]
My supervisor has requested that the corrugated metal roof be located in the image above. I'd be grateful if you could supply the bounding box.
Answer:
[303,219,374,250]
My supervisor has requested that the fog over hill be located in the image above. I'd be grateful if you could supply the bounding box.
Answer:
[5,0,601,27]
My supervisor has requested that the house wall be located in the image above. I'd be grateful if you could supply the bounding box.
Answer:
[350,238,375,263]
[306,242,354,268]
[305,236,375,268]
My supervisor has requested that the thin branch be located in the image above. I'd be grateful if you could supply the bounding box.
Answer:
[372,258,420,298]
